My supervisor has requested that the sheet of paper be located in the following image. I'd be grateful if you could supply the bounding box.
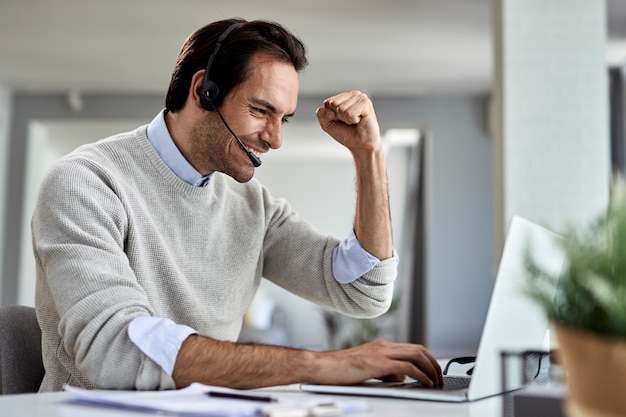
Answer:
[64,383,369,417]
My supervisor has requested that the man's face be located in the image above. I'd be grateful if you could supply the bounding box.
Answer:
[190,53,299,183]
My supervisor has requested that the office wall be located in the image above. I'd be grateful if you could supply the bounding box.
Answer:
[373,95,495,357]
[493,0,610,249]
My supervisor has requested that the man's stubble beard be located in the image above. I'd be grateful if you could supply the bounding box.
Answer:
[188,114,254,183]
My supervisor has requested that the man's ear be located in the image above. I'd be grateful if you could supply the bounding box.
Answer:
[189,70,207,110]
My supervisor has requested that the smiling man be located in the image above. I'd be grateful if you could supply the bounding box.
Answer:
[32,18,442,392]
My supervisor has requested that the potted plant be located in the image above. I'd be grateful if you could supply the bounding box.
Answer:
[524,180,626,417]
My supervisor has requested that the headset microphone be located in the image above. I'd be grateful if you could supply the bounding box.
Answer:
[199,22,261,168]
[215,108,262,167]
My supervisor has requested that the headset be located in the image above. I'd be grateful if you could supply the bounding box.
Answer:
[199,22,262,167]
[199,23,241,111]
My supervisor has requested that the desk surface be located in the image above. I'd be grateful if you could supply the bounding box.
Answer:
[1,385,505,417]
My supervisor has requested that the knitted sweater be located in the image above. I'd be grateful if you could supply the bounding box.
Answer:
[32,125,397,392]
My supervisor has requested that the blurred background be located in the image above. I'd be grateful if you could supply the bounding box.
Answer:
[0,0,624,357]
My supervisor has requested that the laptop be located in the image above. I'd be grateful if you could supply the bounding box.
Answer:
[301,215,565,402]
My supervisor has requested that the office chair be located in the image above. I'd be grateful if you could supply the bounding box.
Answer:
[0,305,45,394]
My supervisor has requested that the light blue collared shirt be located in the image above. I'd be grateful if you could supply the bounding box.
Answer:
[129,109,389,376]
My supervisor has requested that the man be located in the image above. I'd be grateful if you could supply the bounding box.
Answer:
[32,18,442,392]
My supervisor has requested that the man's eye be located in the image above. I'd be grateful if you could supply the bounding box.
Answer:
[253,107,267,115]
[281,118,289,124]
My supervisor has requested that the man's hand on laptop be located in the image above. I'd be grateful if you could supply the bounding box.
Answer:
[311,340,443,387]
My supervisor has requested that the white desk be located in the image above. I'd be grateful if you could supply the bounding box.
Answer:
[0,385,505,417]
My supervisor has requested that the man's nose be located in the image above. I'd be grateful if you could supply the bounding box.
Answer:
[262,118,283,149]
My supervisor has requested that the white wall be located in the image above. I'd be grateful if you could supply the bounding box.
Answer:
[493,0,610,248]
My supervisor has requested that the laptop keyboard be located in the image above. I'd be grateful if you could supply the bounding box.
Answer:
[394,376,471,391]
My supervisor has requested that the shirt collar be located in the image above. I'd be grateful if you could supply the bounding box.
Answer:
[146,109,212,187]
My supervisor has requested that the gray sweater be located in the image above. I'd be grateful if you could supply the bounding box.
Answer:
[32,126,397,392]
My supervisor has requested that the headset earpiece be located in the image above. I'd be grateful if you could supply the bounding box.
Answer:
[200,80,219,110]
[200,23,242,111]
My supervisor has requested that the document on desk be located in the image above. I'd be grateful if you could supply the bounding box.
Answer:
[64,383,368,417]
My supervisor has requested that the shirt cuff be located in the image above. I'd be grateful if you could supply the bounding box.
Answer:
[128,317,197,377]
[332,230,398,284]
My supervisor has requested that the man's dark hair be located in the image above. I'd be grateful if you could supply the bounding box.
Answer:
[165,18,308,112]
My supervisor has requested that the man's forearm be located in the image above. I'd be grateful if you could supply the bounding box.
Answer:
[173,337,443,389]
[172,335,318,389]
[352,148,393,260]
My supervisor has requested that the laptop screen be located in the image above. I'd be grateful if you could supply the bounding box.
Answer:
[467,215,565,400]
